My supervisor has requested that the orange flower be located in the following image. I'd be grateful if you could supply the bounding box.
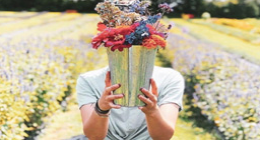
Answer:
[142,35,166,49]
[142,38,157,49]
[152,35,166,48]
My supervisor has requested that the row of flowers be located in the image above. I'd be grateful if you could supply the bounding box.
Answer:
[0,13,106,139]
[212,18,260,34]
[167,30,260,139]
[191,19,260,45]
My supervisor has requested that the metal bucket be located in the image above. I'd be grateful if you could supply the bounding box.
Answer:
[107,46,157,107]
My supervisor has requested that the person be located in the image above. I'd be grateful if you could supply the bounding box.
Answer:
[77,66,184,140]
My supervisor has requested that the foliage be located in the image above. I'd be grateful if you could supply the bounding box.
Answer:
[204,0,260,19]
[0,0,103,13]
[0,0,259,18]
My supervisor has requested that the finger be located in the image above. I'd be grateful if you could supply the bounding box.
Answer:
[150,78,158,97]
[138,95,153,106]
[109,103,121,109]
[106,94,124,101]
[138,106,149,114]
[104,84,121,95]
[140,88,157,102]
[105,71,111,87]
[138,106,145,112]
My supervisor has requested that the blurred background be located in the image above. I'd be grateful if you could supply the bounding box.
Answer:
[0,0,259,140]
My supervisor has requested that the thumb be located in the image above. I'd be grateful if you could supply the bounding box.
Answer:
[105,71,111,87]
[150,78,158,97]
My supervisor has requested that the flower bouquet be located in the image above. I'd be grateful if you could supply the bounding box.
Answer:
[92,0,173,106]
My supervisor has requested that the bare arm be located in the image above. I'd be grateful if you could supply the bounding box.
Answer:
[145,104,179,140]
[138,79,179,140]
[80,104,109,139]
[80,71,123,140]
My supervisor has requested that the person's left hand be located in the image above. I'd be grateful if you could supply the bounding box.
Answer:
[138,78,159,116]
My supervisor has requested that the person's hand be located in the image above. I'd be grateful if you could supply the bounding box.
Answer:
[138,78,159,116]
[98,71,124,111]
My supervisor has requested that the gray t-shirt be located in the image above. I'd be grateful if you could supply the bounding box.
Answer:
[77,66,184,140]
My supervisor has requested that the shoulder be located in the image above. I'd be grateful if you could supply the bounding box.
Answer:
[79,66,109,81]
[153,66,184,82]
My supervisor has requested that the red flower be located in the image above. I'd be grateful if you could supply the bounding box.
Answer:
[97,22,107,32]
[92,24,140,51]
[92,28,112,49]
[111,44,132,52]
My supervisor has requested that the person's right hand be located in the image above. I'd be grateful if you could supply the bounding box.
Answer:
[98,71,124,111]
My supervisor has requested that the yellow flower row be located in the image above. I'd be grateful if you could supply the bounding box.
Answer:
[0,12,106,140]
[212,18,260,34]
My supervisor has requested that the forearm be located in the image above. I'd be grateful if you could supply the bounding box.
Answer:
[83,108,109,139]
[145,109,174,140]
[79,73,122,140]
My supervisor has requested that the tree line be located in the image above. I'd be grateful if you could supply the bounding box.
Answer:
[0,0,259,19]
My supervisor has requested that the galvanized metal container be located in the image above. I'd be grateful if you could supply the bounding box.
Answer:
[107,46,157,107]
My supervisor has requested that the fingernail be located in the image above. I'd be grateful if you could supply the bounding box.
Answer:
[118,84,121,87]
[140,88,144,91]
[122,94,125,97]
[138,94,141,98]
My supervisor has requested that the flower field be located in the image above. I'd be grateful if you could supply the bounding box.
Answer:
[167,19,260,139]
[0,12,260,140]
[0,12,107,139]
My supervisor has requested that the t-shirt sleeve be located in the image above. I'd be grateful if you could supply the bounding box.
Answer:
[157,70,185,111]
[76,75,98,109]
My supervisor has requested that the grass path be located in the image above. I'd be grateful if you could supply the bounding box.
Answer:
[171,19,260,65]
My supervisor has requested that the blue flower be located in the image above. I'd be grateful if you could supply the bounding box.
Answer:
[146,14,162,24]
[125,21,150,45]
